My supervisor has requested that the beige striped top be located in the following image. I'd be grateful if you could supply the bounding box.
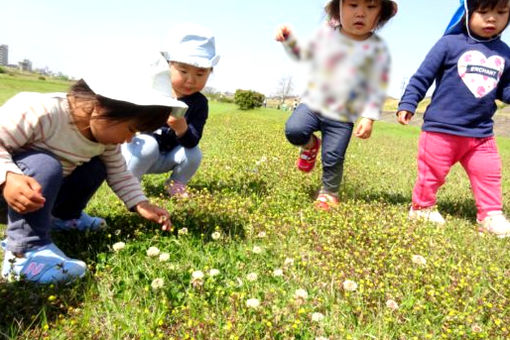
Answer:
[0,92,147,209]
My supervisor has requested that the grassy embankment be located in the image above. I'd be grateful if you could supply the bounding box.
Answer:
[1,74,510,339]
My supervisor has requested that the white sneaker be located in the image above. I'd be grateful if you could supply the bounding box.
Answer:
[477,211,510,238]
[408,206,445,225]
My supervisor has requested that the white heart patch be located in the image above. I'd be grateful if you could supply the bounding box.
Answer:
[457,50,505,98]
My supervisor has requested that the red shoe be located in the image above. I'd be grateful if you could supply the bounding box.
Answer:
[296,135,320,173]
[314,192,339,211]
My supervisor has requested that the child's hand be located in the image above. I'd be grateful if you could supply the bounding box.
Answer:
[354,118,374,139]
[396,110,413,125]
[167,116,188,137]
[275,25,291,42]
[135,201,172,231]
[3,172,45,214]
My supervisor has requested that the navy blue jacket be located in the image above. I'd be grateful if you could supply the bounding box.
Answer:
[153,92,208,151]
[398,33,510,137]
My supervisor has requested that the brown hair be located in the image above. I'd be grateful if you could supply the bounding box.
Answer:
[324,0,397,30]
[69,79,171,133]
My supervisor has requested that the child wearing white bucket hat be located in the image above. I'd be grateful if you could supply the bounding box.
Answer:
[0,53,186,283]
[275,0,398,211]
[122,23,219,198]
[397,0,510,236]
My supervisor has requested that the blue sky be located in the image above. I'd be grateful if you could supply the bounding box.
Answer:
[1,0,510,98]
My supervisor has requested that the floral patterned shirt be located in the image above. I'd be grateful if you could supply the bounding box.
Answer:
[282,22,391,122]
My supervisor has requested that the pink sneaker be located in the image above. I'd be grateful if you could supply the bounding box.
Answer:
[296,135,320,173]
[166,180,190,198]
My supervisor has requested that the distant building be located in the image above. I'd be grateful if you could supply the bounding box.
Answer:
[0,45,7,66]
[18,59,32,72]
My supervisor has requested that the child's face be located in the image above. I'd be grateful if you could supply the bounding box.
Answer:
[469,2,510,38]
[89,108,137,144]
[340,0,381,41]
[169,62,212,98]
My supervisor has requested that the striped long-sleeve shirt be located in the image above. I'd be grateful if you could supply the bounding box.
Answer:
[0,92,147,209]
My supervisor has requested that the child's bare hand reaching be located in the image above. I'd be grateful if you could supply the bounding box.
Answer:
[354,118,374,139]
[3,172,46,214]
[135,201,172,231]
[275,25,291,42]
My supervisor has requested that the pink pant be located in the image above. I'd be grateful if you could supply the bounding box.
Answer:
[413,131,502,221]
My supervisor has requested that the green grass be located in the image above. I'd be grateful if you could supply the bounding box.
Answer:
[2,86,510,338]
[0,72,71,104]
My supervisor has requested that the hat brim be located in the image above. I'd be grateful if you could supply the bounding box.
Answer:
[167,54,220,69]
[83,54,188,111]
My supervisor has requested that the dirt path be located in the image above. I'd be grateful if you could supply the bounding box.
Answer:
[380,111,510,138]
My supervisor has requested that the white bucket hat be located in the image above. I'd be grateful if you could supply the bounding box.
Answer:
[161,23,220,69]
[84,53,188,117]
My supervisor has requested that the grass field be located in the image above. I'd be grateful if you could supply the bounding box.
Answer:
[1,76,510,339]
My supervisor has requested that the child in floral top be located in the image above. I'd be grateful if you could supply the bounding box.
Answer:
[276,0,398,210]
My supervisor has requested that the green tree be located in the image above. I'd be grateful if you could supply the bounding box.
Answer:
[234,89,265,110]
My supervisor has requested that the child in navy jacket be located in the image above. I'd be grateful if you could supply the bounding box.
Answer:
[397,0,510,237]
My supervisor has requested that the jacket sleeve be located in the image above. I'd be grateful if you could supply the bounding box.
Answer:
[281,25,324,61]
[177,101,208,148]
[398,37,449,114]
[497,65,510,103]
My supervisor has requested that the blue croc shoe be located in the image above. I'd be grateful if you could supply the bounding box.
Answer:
[52,212,107,231]
[1,243,87,283]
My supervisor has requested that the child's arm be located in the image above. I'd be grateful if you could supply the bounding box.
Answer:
[275,24,314,61]
[356,42,391,138]
[0,94,54,212]
[398,38,448,115]
[100,145,171,230]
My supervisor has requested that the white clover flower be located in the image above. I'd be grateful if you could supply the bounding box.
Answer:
[273,268,284,277]
[209,269,220,277]
[342,279,358,292]
[386,299,399,311]
[311,312,325,322]
[284,258,294,266]
[178,227,189,235]
[211,231,221,240]
[191,270,204,287]
[246,298,260,308]
[246,272,258,282]
[255,156,267,166]
[257,231,267,238]
[294,288,308,301]
[159,252,170,262]
[252,246,262,254]
[146,246,160,257]
[315,337,329,340]
[112,242,125,252]
[151,278,164,290]
[412,255,427,266]
[471,324,482,333]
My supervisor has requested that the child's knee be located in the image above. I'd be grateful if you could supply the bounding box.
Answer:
[285,123,309,146]
[185,147,202,168]
[15,151,63,181]
[124,134,160,163]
